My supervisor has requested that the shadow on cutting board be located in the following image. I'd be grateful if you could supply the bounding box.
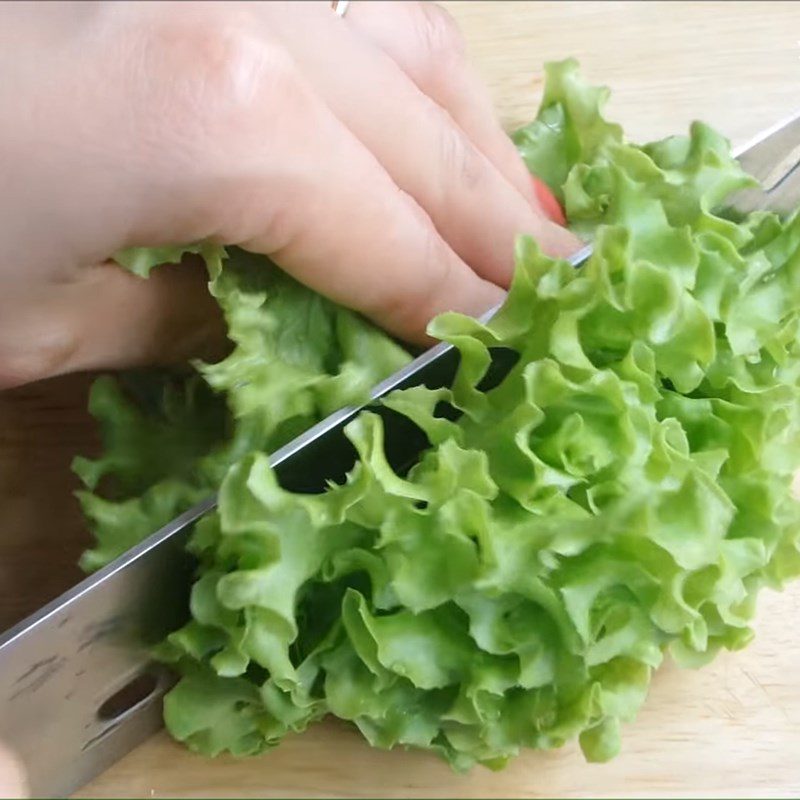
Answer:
[0,373,99,633]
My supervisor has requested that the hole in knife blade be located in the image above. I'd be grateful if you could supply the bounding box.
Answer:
[96,669,161,722]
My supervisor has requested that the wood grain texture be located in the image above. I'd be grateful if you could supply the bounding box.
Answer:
[447,0,800,145]
[1,1,798,797]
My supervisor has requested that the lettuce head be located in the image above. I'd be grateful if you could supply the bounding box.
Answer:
[75,59,800,769]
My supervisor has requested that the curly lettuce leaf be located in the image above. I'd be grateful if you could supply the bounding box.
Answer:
[77,59,800,770]
[113,244,211,278]
[76,246,410,567]
[73,371,228,496]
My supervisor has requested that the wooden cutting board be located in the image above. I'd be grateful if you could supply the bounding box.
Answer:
[2,2,799,797]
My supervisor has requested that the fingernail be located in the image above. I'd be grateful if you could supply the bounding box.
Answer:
[532,178,566,226]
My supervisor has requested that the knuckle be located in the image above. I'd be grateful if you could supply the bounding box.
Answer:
[126,7,301,152]
[409,2,466,73]
[369,206,454,334]
[432,106,483,191]
[238,182,307,252]
[114,4,313,241]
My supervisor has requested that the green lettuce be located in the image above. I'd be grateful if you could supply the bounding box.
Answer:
[76,59,800,768]
[77,246,410,569]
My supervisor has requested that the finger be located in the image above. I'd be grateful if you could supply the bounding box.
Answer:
[0,258,226,388]
[0,744,27,799]
[266,3,581,290]
[78,9,500,351]
[204,56,504,344]
[345,1,565,223]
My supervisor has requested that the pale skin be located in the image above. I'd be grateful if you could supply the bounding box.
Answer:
[0,0,580,391]
[0,746,25,800]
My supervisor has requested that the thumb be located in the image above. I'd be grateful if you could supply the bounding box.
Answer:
[0,257,227,389]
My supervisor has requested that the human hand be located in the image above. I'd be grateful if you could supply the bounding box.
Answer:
[0,1,581,389]
[0,744,26,799]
